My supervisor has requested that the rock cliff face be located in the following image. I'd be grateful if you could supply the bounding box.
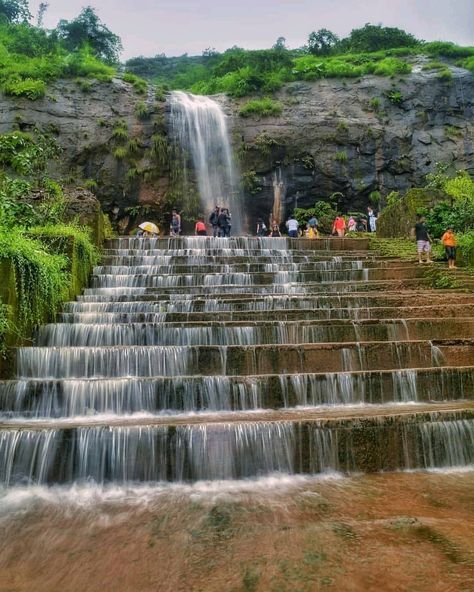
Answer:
[0,78,168,230]
[218,63,474,223]
[0,65,473,230]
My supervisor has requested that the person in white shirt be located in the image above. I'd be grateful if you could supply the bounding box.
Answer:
[286,215,299,238]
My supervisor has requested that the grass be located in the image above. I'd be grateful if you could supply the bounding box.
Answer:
[239,97,283,118]
[134,100,149,119]
[123,71,147,94]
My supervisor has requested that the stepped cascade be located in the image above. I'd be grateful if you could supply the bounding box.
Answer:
[1,236,474,486]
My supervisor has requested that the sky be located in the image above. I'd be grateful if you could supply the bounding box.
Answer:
[30,0,474,60]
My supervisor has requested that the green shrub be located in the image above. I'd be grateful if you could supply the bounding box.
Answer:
[421,61,444,71]
[369,97,381,110]
[437,68,453,81]
[113,146,127,159]
[461,57,474,72]
[423,42,474,59]
[239,97,283,118]
[112,123,128,141]
[387,90,403,105]
[135,100,149,119]
[123,71,147,94]
[0,229,69,331]
[335,150,348,162]
[242,170,262,194]
[370,57,411,76]
[294,200,337,234]
[2,77,46,100]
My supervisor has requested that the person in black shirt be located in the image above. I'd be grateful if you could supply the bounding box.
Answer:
[414,215,432,264]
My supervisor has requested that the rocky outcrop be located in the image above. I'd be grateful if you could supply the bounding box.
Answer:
[0,78,168,229]
[217,63,474,222]
[0,64,473,229]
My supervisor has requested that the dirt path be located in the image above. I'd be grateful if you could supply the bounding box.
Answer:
[0,471,473,592]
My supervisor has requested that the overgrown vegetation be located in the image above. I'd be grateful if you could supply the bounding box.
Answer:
[0,124,99,350]
[126,24,474,98]
[239,97,282,118]
[0,2,120,100]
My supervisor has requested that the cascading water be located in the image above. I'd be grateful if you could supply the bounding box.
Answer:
[0,235,473,490]
[169,91,243,231]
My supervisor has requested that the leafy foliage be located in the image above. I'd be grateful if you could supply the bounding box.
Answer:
[56,6,122,64]
[307,29,339,56]
[0,0,31,24]
[294,200,337,234]
[239,97,282,118]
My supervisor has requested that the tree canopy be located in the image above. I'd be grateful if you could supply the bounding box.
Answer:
[0,0,31,23]
[345,24,419,52]
[307,29,339,56]
[56,6,122,64]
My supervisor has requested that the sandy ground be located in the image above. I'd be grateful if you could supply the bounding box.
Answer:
[0,471,473,592]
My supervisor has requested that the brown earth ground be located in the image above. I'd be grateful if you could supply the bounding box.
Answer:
[0,471,473,592]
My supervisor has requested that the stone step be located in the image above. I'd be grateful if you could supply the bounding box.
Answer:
[80,278,433,298]
[14,339,474,378]
[64,292,474,312]
[0,406,472,484]
[104,237,371,251]
[99,254,397,266]
[1,367,473,418]
[59,304,474,323]
[88,267,425,288]
[35,318,474,347]
[93,260,410,275]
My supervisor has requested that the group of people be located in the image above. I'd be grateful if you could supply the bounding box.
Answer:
[208,205,232,237]
[169,205,233,237]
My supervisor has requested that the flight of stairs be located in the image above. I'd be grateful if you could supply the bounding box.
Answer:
[1,236,473,485]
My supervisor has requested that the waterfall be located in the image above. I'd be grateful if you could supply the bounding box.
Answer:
[272,168,285,226]
[0,236,473,489]
[169,91,242,232]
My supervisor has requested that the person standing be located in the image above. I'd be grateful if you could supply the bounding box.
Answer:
[218,208,232,237]
[170,209,181,237]
[414,215,432,264]
[256,218,267,237]
[348,216,356,233]
[441,227,457,269]
[271,223,281,237]
[286,215,299,238]
[332,215,346,237]
[368,207,377,233]
[209,205,220,237]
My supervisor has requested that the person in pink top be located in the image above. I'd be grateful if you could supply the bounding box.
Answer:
[332,215,346,237]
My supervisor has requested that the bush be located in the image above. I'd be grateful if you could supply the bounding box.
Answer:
[239,97,283,118]
[423,42,474,59]
[123,71,147,94]
[134,100,149,119]
[0,229,69,330]
[2,77,46,99]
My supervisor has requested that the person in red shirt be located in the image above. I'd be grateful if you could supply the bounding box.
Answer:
[195,219,207,236]
[332,215,346,237]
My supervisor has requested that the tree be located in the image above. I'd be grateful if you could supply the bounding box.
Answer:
[0,0,31,23]
[56,6,122,63]
[272,37,287,51]
[36,2,48,28]
[307,29,339,55]
[345,24,419,52]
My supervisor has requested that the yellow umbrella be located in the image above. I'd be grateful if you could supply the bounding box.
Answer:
[139,222,159,235]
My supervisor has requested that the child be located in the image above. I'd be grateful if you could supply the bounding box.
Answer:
[441,227,457,269]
